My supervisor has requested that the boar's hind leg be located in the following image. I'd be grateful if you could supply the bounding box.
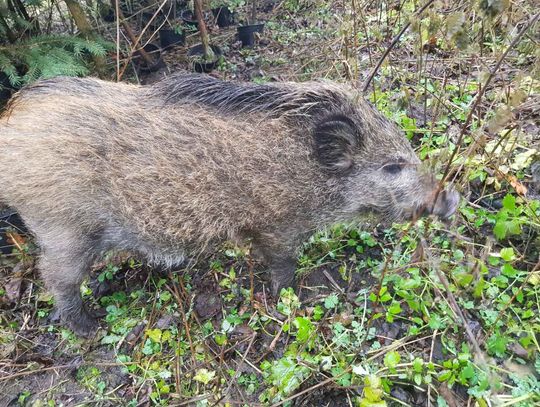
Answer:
[39,241,99,338]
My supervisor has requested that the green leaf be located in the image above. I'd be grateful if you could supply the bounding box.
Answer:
[459,364,476,383]
[293,317,315,343]
[414,373,422,385]
[269,357,310,396]
[146,328,162,343]
[313,305,324,321]
[502,194,516,212]
[413,358,424,373]
[214,334,227,346]
[193,368,216,384]
[499,247,515,262]
[324,293,339,309]
[384,351,401,369]
[437,370,453,382]
[388,302,402,315]
[501,263,517,277]
[277,288,300,316]
[361,375,385,405]
[493,220,507,240]
[487,333,509,357]
[428,314,445,330]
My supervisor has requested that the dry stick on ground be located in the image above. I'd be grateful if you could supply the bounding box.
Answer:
[0,360,138,383]
[361,0,437,93]
[418,237,501,404]
[427,328,439,407]
[166,274,197,364]
[214,332,257,406]
[484,257,540,341]
[115,0,120,81]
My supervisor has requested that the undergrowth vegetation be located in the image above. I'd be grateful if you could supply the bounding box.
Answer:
[1,0,539,406]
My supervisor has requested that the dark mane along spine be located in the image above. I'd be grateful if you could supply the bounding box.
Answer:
[150,73,350,119]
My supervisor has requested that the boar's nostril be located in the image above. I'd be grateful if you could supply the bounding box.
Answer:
[432,189,460,219]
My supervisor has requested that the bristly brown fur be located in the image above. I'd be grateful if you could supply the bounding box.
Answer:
[0,74,458,336]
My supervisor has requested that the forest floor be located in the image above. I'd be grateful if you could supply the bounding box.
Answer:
[1,1,539,406]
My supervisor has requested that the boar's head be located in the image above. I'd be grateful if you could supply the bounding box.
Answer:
[312,104,459,223]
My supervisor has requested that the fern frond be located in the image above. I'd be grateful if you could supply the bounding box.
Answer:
[0,34,113,87]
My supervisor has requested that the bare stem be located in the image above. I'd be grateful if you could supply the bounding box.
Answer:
[361,0,437,92]
[440,12,540,186]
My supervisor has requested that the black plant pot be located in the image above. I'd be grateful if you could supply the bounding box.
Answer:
[0,72,14,105]
[180,9,198,27]
[237,23,265,47]
[212,6,234,28]
[134,43,165,72]
[159,28,185,49]
[141,11,158,27]
[188,44,222,73]
[101,6,115,22]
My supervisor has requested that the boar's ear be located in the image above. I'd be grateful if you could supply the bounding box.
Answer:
[313,114,360,174]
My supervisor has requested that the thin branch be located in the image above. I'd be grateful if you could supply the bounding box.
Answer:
[440,12,540,186]
[361,0,437,92]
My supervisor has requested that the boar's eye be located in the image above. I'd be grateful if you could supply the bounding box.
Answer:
[382,160,405,175]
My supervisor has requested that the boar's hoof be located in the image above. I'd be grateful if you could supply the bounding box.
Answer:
[64,308,100,338]
[271,276,297,298]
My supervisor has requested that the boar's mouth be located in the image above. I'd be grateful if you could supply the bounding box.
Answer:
[412,188,460,220]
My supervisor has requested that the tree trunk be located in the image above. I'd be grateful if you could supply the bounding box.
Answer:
[250,0,257,25]
[13,0,40,33]
[64,0,94,37]
[0,12,17,43]
[194,0,213,60]
[64,0,106,76]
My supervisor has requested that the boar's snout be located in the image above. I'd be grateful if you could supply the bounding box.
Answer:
[411,187,459,220]
[421,188,460,219]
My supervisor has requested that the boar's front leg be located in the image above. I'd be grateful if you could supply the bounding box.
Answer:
[38,237,100,338]
[267,252,297,296]
[253,232,299,297]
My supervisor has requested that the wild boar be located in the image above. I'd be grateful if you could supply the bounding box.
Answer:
[0,74,459,336]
